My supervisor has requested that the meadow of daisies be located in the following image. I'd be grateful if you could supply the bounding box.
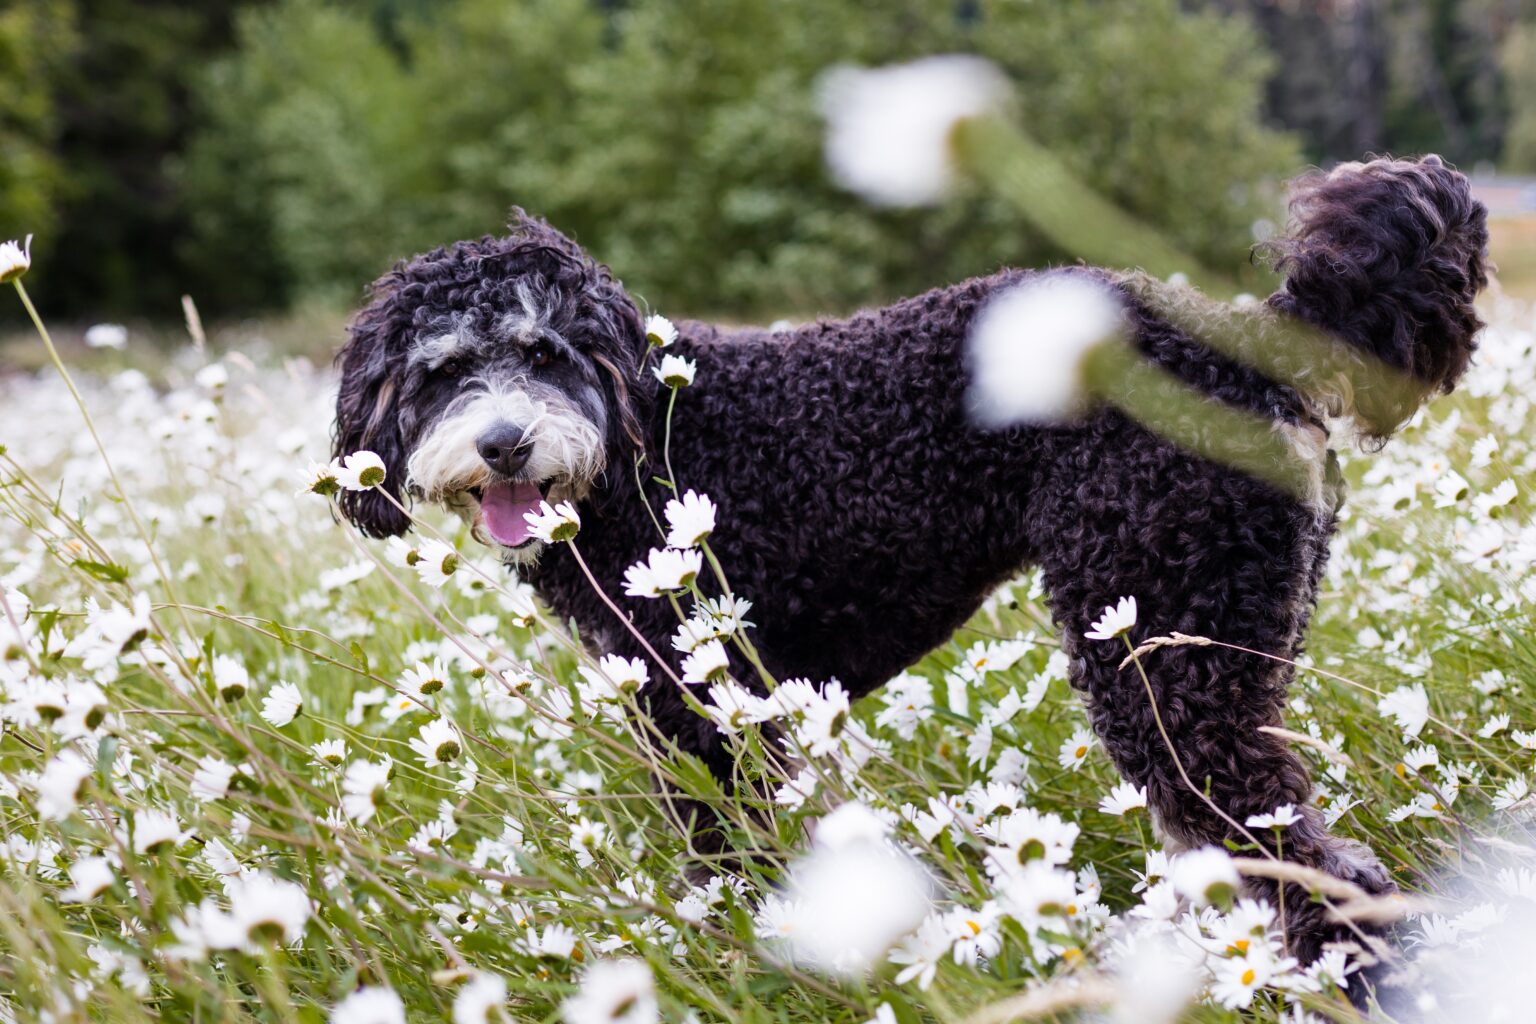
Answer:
[1,267,1535,1024]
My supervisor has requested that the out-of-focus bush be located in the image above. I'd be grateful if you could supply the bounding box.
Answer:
[187,0,1299,316]
[1502,24,1536,173]
[0,1,73,260]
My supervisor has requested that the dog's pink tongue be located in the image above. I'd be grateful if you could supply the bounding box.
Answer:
[480,481,545,546]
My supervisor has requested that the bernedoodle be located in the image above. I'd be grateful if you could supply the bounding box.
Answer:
[332,154,1488,966]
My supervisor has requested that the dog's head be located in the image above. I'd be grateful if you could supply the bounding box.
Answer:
[333,212,650,562]
[1265,154,1490,440]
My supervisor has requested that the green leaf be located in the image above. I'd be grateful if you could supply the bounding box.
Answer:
[71,558,129,584]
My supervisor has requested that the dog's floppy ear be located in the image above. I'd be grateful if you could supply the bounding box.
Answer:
[333,268,415,538]
[586,278,652,461]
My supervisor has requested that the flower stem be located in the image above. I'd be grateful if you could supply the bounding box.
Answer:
[10,280,201,649]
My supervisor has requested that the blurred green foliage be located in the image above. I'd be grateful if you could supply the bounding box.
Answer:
[1501,23,1536,173]
[4,0,1533,321]
[0,0,73,253]
[178,0,1299,316]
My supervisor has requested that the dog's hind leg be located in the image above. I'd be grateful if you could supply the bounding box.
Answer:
[1037,457,1396,967]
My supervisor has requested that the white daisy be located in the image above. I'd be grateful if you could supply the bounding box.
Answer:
[562,958,657,1024]
[1098,780,1148,816]
[409,718,463,768]
[259,681,303,727]
[335,450,387,490]
[523,500,582,543]
[0,235,33,282]
[341,758,392,824]
[643,314,676,348]
[653,354,696,388]
[1057,726,1096,770]
[662,490,717,548]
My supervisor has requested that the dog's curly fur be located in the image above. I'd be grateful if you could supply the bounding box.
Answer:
[334,155,1488,965]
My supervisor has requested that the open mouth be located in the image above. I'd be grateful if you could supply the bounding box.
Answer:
[467,480,546,549]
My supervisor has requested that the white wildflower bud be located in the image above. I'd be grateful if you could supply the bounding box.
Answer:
[820,56,1009,207]
[653,353,696,388]
[966,274,1129,427]
[84,323,128,349]
[0,235,33,283]
[644,313,677,348]
[336,450,387,490]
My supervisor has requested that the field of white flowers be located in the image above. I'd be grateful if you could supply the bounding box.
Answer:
[2,258,1536,1024]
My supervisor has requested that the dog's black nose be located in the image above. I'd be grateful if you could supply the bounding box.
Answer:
[476,423,531,476]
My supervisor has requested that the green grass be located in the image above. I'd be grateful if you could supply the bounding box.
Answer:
[0,277,1534,1024]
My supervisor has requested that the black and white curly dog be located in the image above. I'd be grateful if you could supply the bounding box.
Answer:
[334,155,1488,963]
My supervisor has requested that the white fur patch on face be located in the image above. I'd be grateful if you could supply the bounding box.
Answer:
[406,378,605,505]
[496,283,561,345]
[410,315,483,370]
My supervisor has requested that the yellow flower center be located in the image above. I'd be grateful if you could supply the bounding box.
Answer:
[1074,745,1088,759]
[1241,967,1256,986]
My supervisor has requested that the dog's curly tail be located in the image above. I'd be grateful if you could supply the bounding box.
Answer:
[1263,154,1490,441]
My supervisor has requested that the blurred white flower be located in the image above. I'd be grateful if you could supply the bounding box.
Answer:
[1107,931,1200,1024]
[1377,683,1431,739]
[133,809,191,855]
[260,681,304,727]
[84,323,128,350]
[331,986,406,1024]
[65,593,152,671]
[1475,479,1518,517]
[35,749,93,821]
[1170,846,1240,907]
[341,757,392,824]
[1433,470,1471,507]
[194,362,229,391]
[211,654,251,702]
[562,958,657,1024]
[213,873,312,948]
[410,717,463,768]
[335,450,387,490]
[523,499,582,543]
[644,314,677,348]
[1470,433,1500,468]
[60,855,116,902]
[1085,596,1138,641]
[190,756,240,802]
[820,55,1009,206]
[653,353,696,388]
[412,539,460,587]
[453,972,508,1024]
[780,823,932,976]
[663,490,717,548]
[815,801,889,850]
[966,274,1128,426]
[0,235,31,282]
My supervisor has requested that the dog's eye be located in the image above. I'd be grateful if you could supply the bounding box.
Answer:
[528,340,556,368]
[438,357,465,377]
